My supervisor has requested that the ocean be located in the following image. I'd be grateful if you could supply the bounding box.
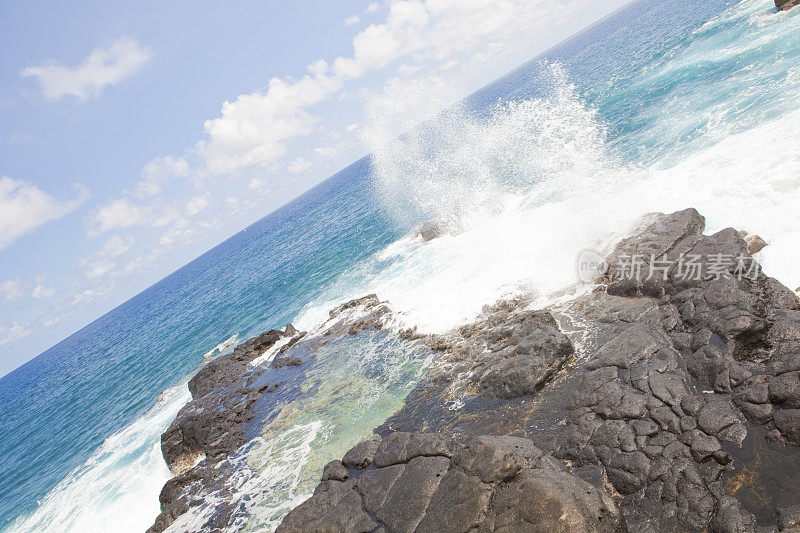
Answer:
[2,0,800,530]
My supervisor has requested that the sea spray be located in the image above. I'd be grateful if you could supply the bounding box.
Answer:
[295,0,800,337]
[155,312,432,533]
[9,0,800,531]
[9,383,191,533]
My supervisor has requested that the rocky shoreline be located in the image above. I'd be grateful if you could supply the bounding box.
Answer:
[151,208,800,532]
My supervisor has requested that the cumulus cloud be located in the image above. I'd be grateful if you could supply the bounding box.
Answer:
[184,195,210,216]
[90,198,178,235]
[0,176,88,250]
[21,37,151,102]
[136,156,190,197]
[196,0,588,177]
[31,285,56,299]
[81,235,133,279]
[0,278,55,302]
[248,177,270,191]
[199,75,340,175]
[0,279,26,302]
[91,199,151,234]
[345,15,362,25]
[288,157,313,174]
[314,147,337,158]
[0,322,31,346]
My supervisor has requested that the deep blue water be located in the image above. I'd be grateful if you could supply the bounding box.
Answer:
[4,0,800,529]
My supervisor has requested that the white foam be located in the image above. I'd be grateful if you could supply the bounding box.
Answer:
[164,421,324,533]
[22,2,800,531]
[10,383,191,533]
[203,333,239,359]
[295,0,800,335]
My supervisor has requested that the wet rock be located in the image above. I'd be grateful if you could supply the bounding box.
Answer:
[417,209,465,241]
[709,496,756,532]
[321,460,349,482]
[161,325,299,475]
[278,434,625,533]
[150,295,395,533]
[328,293,381,319]
[778,504,800,530]
[159,208,800,533]
[776,0,800,11]
[270,356,303,368]
[697,400,746,443]
[774,409,800,445]
[372,431,455,467]
[341,438,380,469]
[378,302,574,435]
[745,234,768,254]
[769,371,800,408]
[276,478,378,533]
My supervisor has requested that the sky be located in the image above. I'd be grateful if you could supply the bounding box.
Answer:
[0,0,630,376]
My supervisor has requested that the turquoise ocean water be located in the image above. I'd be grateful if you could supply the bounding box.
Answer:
[2,0,800,530]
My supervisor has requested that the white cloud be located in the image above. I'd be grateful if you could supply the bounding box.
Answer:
[248,177,270,191]
[137,156,190,197]
[0,176,87,250]
[196,0,589,178]
[21,37,151,102]
[288,157,313,174]
[31,285,55,299]
[42,316,61,328]
[91,199,150,234]
[0,322,31,346]
[90,198,177,235]
[314,146,337,158]
[70,288,110,306]
[0,278,55,301]
[184,195,210,216]
[366,2,381,14]
[346,123,359,132]
[81,235,133,278]
[0,279,26,302]
[199,74,341,175]
[345,15,362,25]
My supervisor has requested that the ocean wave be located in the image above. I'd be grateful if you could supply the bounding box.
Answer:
[9,383,190,533]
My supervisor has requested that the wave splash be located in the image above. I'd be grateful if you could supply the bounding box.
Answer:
[9,384,190,533]
[367,63,615,231]
[15,1,800,531]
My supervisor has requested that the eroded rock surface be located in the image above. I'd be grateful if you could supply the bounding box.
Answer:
[155,208,800,533]
[149,295,395,533]
[279,208,800,533]
[278,433,624,533]
[776,0,800,11]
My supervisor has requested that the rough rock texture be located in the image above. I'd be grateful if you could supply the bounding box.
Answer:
[380,302,575,436]
[279,208,800,533]
[156,208,800,533]
[160,326,299,476]
[746,234,768,254]
[149,294,393,533]
[278,432,625,533]
[776,0,800,11]
[150,325,301,532]
[553,208,800,531]
[416,210,465,241]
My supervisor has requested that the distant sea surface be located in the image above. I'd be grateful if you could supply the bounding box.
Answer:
[3,0,800,530]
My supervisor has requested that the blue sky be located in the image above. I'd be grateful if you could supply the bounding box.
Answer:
[0,0,629,376]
